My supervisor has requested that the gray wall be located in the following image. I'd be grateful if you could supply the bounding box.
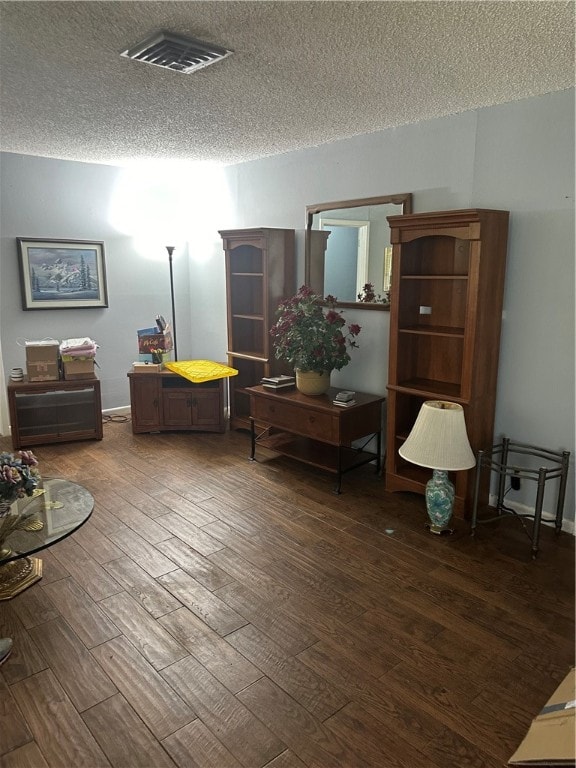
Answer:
[1,88,574,524]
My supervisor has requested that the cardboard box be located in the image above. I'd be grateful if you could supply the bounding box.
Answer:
[137,327,173,354]
[132,362,163,373]
[27,361,60,382]
[63,359,95,380]
[509,668,575,766]
[25,340,60,381]
[25,340,60,364]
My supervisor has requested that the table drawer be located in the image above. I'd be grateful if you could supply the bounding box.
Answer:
[253,397,337,442]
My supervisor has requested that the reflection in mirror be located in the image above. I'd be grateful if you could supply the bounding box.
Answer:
[305,193,412,310]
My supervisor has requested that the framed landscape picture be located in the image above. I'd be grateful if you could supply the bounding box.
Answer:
[17,238,108,310]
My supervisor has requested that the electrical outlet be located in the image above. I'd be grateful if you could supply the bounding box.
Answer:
[511,472,521,491]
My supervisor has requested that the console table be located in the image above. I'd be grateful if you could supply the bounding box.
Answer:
[248,385,385,492]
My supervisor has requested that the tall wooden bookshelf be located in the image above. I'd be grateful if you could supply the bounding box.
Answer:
[385,209,509,517]
[220,228,295,430]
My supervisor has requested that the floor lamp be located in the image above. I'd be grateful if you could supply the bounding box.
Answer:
[166,246,178,361]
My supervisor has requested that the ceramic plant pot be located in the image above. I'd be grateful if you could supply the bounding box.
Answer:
[295,369,331,396]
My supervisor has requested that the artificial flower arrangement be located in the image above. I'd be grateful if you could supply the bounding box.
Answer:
[0,451,40,506]
[270,285,362,374]
[357,282,390,305]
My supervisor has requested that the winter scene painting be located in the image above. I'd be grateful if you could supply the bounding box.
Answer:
[17,238,108,310]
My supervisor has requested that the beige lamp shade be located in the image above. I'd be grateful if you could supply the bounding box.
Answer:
[398,401,476,471]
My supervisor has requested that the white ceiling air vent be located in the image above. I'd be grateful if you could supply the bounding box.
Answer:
[121,31,232,74]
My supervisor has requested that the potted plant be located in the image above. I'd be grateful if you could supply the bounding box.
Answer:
[270,285,361,395]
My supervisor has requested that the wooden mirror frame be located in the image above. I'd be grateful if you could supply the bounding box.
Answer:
[305,192,413,310]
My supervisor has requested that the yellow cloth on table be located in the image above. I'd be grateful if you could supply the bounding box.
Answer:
[164,360,238,384]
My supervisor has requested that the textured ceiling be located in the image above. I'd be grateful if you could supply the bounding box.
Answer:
[0,1,574,166]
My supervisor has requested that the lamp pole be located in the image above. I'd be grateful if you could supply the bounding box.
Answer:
[166,246,178,361]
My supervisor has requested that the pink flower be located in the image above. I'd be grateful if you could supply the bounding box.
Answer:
[325,310,340,325]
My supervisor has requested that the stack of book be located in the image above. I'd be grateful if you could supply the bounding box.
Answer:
[261,375,296,390]
[332,390,356,407]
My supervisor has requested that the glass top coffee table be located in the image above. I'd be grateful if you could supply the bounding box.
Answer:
[0,478,94,600]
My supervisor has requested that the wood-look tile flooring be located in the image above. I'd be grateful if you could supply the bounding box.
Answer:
[0,419,574,768]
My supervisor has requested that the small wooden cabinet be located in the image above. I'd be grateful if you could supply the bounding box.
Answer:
[220,228,295,430]
[385,208,509,516]
[128,371,225,434]
[8,376,103,449]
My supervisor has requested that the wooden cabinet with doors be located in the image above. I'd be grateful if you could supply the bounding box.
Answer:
[128,371,225,434]
[8,376,103,449]
[220,228,295,430]
[385,209,509,517]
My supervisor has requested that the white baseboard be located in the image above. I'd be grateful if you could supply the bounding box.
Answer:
[488,494,575,536]
[103,406,131,416]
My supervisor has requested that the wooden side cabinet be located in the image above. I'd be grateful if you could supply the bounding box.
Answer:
[8,376,103,449]
[220,227,295,431]
[128,371,225,434]
[385,208,509,517]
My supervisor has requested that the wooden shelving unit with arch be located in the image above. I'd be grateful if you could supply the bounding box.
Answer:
[385,208,509,517]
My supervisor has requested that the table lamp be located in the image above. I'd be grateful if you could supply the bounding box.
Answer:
[399,400,475,534]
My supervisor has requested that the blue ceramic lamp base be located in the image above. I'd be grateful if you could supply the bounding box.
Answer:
[425,469,456,535]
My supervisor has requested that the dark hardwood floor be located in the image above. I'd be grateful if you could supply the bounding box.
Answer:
[0,418,574,768]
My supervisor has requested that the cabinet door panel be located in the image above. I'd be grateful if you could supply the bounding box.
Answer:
[57,392,99,433]
[193,392,222,427]
[162,392,193,427]
[131,378,161,429]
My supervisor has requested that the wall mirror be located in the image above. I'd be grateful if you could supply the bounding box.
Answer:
[305,193,412,310]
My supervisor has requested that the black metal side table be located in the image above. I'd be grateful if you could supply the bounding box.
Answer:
[471,437,570,558]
